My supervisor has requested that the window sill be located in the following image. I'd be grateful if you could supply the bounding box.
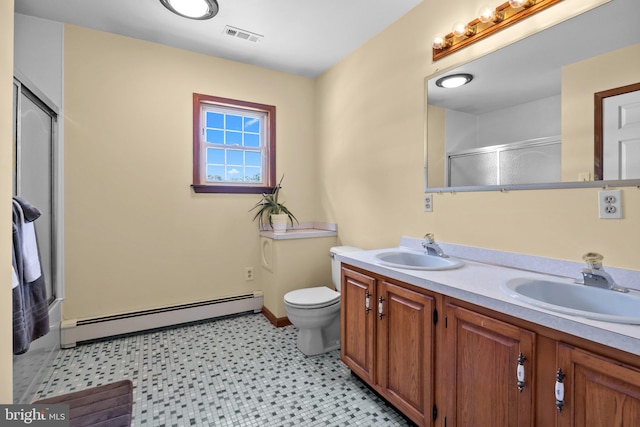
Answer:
[192,184,270,194]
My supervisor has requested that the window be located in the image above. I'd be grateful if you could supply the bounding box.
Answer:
[192,93,275,193]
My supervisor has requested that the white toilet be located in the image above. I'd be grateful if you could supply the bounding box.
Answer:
[284,246,361,356]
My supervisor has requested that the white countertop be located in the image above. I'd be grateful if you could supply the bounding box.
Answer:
[337,244,640,357]
[259,222,337,240]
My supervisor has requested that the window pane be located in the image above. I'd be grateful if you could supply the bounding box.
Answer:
[245,151,261,166]
[245,167,261,182]
[206,129,224,144]
[244,117,260,133]
[206,112,224,129]
[206,165,225,182]
[207,148,224,164]
[227,149,243,165]
[244,133,260,147]
[226,115,242,131]
[226,131,242,145]
[226,166,242,181]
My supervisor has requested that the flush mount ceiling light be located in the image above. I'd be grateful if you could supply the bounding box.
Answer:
[160,0,219,20]
[435,73,474,89]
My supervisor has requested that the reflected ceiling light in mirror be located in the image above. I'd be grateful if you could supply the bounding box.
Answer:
[432,0,562,61]
[160,0,219,20]
[435,73,474,89]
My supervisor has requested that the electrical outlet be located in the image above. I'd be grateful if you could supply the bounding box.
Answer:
[598,190,622,219]
[245,267,254,281]
[424,193,433,212]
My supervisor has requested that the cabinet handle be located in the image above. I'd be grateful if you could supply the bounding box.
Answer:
[517,352,526,392]
[555,368,566,412]
[378,296,385,319]
[365,290,371,314]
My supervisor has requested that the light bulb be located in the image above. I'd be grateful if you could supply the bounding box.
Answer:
[509,0,534,8]
[478,6,495,23]
[452,22,468,37]
[452,22,476,38]
[432,34,448,50]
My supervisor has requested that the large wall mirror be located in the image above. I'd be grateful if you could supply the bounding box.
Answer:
[425,0,640,192]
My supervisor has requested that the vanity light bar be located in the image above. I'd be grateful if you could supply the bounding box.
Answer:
[432,0,563,61]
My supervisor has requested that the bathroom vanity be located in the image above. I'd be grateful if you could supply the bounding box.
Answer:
[338,241,640,427]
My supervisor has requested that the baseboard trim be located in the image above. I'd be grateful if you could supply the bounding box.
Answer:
[61,292,263,348]
[261,306,291,327]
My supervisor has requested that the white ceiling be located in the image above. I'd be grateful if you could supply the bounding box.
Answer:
[14,0,423,78]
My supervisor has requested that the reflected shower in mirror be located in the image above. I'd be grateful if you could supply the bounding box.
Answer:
[425,0,640,190]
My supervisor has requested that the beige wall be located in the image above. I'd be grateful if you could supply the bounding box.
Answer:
[63,25,319,320]
[317,0,640,270]
[562,42,640,181]
[1,0,14,403]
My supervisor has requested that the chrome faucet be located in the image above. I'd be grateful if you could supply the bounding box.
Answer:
[580,252,629,293]
[422,233,447,257]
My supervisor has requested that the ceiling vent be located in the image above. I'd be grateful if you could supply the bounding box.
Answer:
[223,26,263,43]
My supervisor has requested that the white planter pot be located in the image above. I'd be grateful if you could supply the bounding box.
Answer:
[270,213,289,233]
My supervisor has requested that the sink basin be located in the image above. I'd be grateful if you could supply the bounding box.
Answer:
[374,250,464,271]
[501,278,640,324]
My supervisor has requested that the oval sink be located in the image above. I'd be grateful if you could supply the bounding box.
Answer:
[501,278,640,324]
[375,250,464,271]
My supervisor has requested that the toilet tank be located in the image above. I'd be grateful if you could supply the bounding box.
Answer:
[330,246,362,291]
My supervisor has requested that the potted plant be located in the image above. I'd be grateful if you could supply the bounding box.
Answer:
[250,175,298,233]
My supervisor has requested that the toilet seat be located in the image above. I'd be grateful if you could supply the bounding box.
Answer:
[284,286,340,309]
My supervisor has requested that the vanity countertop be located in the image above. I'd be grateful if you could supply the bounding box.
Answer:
[337,246,640,357]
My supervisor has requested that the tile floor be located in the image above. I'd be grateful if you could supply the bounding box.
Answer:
[36,313,414,426]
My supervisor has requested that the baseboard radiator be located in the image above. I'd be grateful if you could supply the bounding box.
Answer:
[61,291,263,348]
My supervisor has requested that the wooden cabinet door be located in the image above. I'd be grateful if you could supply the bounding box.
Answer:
[378,280,435,426]
[556,343,640,427]
[443,303,535,427]
[340,267,377,384]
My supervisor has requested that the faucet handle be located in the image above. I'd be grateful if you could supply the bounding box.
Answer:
[582,252,604,269]
[424,233,435,243]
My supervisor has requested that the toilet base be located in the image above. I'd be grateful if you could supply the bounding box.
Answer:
[294,312,341,356]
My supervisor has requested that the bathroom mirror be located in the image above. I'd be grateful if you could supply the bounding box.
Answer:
[425,0,640,191]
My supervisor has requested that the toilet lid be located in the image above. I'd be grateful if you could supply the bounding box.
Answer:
[284,286,340,308]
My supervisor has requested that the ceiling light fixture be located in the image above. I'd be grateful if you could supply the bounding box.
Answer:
[160,0,219,20]
[435,73,474,89]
